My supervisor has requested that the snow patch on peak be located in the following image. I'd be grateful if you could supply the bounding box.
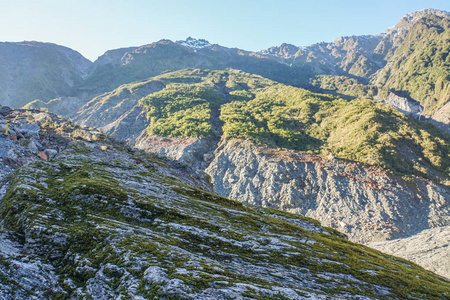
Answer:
[176,37,211,50]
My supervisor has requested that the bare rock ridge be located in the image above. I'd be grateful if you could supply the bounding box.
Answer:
[1,107,449,298]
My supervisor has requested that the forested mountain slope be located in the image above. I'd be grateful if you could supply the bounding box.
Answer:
[76,69,450,183]
[6,9,450,134]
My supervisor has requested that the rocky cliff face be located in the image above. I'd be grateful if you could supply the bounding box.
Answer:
[374,92,424,118]
[136,135,214,170]
[432,101,450,134]
[73,79,165,144]
[205,140,450,244]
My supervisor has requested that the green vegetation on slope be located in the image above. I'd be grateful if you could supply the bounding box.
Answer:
[221,86,450,180]
[139,69,274,138]
[310,75,390,100]
[137,69,450,181]
[374,14,450,115]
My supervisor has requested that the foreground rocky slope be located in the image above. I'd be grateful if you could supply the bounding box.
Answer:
[137,137,450,279]
[2,107,450,299]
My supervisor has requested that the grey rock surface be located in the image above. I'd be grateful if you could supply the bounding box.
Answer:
[432,101,450,134]
[374,92,423,118]
[205,140,450,244]
[16,123,41,138]
[136,135,214,170]
[100,104,149,145]
[74,79,164,131]
[369,226,450,278]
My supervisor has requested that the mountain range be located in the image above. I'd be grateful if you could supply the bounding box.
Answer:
[1,9,446,129]
[0,8,450,298]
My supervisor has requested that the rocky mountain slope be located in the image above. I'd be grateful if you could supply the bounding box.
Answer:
[368,225,450,279]
[73,68,450,279]
[204,140,450,243]
[0,41,91,108]
[2,107,449,299]
[372,11,450,116]
[2,7,450,286]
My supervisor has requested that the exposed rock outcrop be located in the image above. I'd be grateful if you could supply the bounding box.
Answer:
[205,140,450,244]
[136,135,215,170]
[432,101,450,134]
[374,92,423,118]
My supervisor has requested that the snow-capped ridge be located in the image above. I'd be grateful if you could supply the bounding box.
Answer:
[176,37,211,50]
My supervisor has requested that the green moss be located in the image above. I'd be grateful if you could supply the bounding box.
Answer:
[173,186,245,209]
[1,142,449,299]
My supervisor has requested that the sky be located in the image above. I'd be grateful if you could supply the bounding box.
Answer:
[0,0,449,62]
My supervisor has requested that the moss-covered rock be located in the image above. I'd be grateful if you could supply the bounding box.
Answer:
[0,134,449,298]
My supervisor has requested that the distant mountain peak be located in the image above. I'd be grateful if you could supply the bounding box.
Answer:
[407,8,450,19]
[385,8,450,34]
[176,37,211,50]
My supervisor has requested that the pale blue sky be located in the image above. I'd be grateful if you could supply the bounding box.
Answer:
[1,0,449,61]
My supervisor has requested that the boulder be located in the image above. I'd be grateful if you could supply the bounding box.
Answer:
[16,123,41,138]
[44,149,58,159]
[0,106,13,116]
[37,151,48,161]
